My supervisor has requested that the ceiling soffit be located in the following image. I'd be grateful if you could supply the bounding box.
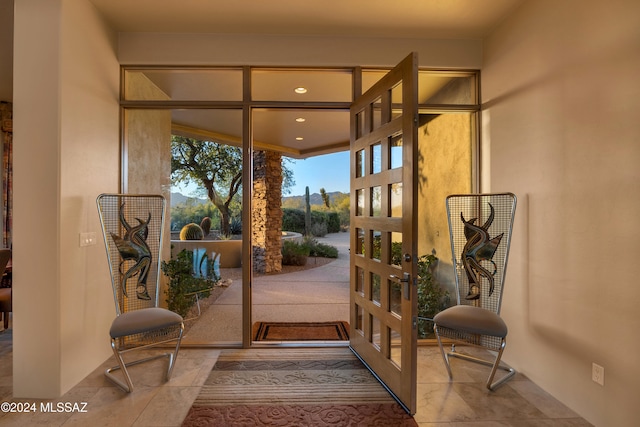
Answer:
[124,67,479,159]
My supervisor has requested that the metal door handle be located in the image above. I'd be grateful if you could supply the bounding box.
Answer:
[390,272,411,300]
[390,273,410,283]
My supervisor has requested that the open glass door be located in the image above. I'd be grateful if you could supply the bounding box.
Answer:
[349,53,419,414]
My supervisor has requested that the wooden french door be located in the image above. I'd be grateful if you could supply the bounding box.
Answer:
[349,53,419,414]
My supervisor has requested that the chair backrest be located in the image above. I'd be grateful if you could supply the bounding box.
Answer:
[97,194,166,315]
[446,193,516,315]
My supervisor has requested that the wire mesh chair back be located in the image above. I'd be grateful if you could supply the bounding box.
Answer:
[97,194,166,315]
[446,193,517,316]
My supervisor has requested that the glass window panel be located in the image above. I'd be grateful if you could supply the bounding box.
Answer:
[356,304,363,332]
[372,316,381,350]
[356,149,365,178]
[390,279,402,317]
[371,186,382,217]
[123,69,243,101]
[355,228,365,255]
[361,69,387,93]
[390,134,403,169]
[391,233,403,266]
[132,108,243,345]
[371,143,382,174]
[391,82,403,108]
[372,231,381,261]
[418,71,478,105]
[372,96,382,130]
[356,189,364,216]
[417,318,436,340]
[355,266,364,293]
[390,328,402,368]
[252,69,352,102]
[416,111,474,323]
[253,109,349,152]
[371,273,381,306]
[390,183,402,218]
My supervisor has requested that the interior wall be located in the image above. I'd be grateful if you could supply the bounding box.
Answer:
[482,0,640,425]
[13,0,120,397]
[118,33,483,69]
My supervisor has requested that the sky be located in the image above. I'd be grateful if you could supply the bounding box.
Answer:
[285,151,350,196]
[173,150,350,197]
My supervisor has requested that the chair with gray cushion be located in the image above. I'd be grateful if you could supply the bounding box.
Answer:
[433,193,517,390]
[97,194,184,393]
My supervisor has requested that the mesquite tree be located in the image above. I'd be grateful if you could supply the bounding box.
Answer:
[171,136,242,236]
[171,136,295,236]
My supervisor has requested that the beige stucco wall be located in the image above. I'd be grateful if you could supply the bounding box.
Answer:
[13,0,119,397]
[416,113,473,297]
[124,73,173,302]
[482,0,640,425]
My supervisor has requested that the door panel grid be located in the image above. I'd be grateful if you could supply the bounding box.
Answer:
[350,53,419,414]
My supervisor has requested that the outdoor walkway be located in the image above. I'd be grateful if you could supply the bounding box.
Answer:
[181,232,350,344]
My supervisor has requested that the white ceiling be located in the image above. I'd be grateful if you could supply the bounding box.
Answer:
[89,0,523,39]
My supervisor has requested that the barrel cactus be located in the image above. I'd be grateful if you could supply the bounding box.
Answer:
[200,217,212,237]
[179,223,204,240]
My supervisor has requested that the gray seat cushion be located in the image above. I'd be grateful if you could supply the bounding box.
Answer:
[434,305,507,338]
[110,307,183,339]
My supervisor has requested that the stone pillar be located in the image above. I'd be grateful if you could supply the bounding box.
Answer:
[252,150,283,273]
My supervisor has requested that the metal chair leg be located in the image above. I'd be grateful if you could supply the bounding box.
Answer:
[445,337,516,390]
[434,325,453,379]
[104,328,184,393]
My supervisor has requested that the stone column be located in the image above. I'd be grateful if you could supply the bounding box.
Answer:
[252,150,283,273]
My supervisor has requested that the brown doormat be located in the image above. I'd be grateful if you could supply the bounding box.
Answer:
[181,348,418,426]
[252,321,350,341]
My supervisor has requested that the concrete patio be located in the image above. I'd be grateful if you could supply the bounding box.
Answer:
[181,231,350,344]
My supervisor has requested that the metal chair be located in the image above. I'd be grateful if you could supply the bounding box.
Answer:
[433,193,517,390]
[97,194,184,393]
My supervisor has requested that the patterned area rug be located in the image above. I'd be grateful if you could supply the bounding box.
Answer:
[182,348,417,426]
[252,321,350,341]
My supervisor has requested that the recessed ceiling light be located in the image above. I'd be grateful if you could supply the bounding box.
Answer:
[296,137,304,141]
[294,87,307,94]
[295,117,306,123]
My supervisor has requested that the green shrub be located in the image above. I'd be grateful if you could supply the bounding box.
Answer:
[229,216,242,235]
[282,208,341,235]
[282,240,310,266]
[310,222,328,237]
[161,249,216,317]
[304,237,338,258]
[416,254,450,339]
[326,212,340,233]
[282,208,306,233]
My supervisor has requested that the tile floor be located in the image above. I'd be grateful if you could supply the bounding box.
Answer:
[0,328,592,426]
[0,234,593,426]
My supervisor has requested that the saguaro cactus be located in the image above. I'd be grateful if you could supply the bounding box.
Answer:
[305,186,311,236]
